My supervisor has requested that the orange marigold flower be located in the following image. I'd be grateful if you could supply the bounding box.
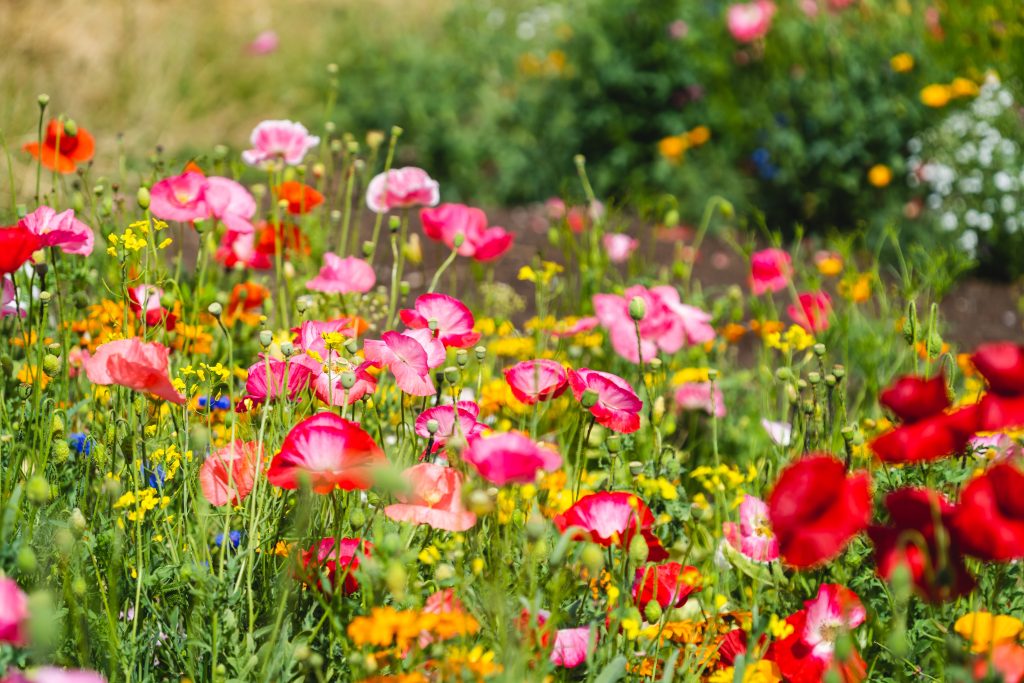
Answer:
[867,164,892,188]
[658,135,689,164]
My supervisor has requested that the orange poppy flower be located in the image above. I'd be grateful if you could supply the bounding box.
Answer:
[274,181,324,214]
[24,119,95,173]
[226,282,271,326]
[256,220,311,258]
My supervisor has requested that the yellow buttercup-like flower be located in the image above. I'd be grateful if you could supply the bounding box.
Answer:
[920,84,952,108]
[890,53,914,73]
[954,612,1023,654]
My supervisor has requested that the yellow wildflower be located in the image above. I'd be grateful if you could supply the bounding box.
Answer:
[890,53,914,73]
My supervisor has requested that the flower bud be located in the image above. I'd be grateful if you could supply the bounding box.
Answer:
[525,514,547,541]
[452,232,465,248]
[664,209,680,227]
[385,562,407,598]
[581,544,604,575]
[400,281,410,296]
[69,508,87,537]
[644,601,663,623]
[55,528,74,555]
[64,119,78,137]
[628,296,646,322]
[37,93,50,108]
[581,388,599,408]
[474,346,486,361]
[42,354,61,377]
[628,534,649,564]
[775,367,791,382]
[259,330,273,348]
[27,475,51,504]
[16,547,37,574]
[72,577,87,596]
[349,508,367,529]
[51,440,70,463]
[388,216,401,234]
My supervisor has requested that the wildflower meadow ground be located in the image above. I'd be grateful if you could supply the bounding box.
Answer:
[2,4,1024,683]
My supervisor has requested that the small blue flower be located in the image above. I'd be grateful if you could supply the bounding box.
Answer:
[140,463,166,489]
[69,433,92,456]
[198,395,232,411]
[215,531,242,549]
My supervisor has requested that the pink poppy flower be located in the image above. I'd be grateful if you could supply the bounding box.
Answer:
[674,381,726,418]
[199,440,261,506]
[415,401,486,448]
[19,205,94,256]
[384,463,477,532]
[551,627,592,668]
[593,285,714,363]
[242,120,320,168]
[399,293,480,348]
[602,233,639,264]
[149,172,209,223]
[236,357,313,411]
[545,197,567,221]
[215,230,271,270]
[802,584,867,660]
[83,338,185,404]
[204,176,257,234]
[462,431,562,486]
[365,167,440,214]
[749,248,792,295]
[420,203,514,262]
[310,361,378,407]
[632,562,702,610]
[300,537,371,595]
[504,359,569,405]
[0,577,28,645]
[127,285,176,330]
[554,491,668,560]
[305,253,376,294]
[296,318,366,353]
[727,1,776,42]
[364,329,445,397]
[267,412,385,494]
[568,368,643,434]
[722,495,779,562]
[2,275,26,318]
[2,669,107,683]
[549,316,599,338]
[247,30,279,55]
[762,418,792,446]
[788,292,832,333]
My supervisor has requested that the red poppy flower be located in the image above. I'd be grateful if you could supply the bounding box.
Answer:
[972,342,1024,431]
[767,609,868,683]
[867,487,974,602]
[879,373,950,423]
[953,463,1024,561]
[767,454,871,568]
[553,491,668,561]
[787,291,832,333]
[869,404,978,464]
[300,537,371,594]
[631,562,701,610]
[257,220,310,258]
[0,227,42,275]
[267,413,386,493]
[274,181,325,214]
[24,119,95,173]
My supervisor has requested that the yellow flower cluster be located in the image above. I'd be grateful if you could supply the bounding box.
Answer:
[106,219,171,258]
[690,464,756,509]
[517,260,563,286]
[709,662,782,683]
[347,607,479,652]
[113,487,170,523]
[635,474,678,501]
[148,444,191,482]
[920,78,980,108]
[764,325,815,354]
[658,126,712,164]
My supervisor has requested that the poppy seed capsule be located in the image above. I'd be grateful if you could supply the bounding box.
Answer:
[42,354,61,377]
[388,216,401,234]
[475,346,486,361]
[629,460,642,475]
[425,419,440,435]
[807,372,821,384]
[339,372,356,390]
[362,241,374,258]
[644,601,663,623]
[280,342,294,356]
[628,534,649,563]
[580,544,604,575]
[581,388,599,408]
[607,436,621,453]
[628,296,646,321]
[137,187,150,210]
[813,343,826,356]
[444,367,460,384]
[259,330,273,348]
[38,93,50,107]
[207,302,223,318]
[455,349,468,367]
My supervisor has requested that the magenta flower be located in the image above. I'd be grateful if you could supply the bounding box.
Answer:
[19,205,94,256]
[551,627,592,668]
[749,247,792,295]
[674,381,726,418]
[242,120,320,168]
[415,401,486,448]
[602,233,639,264]
[553,491,669,560]
[504,359,568,405]
[788,291,832,333]
[0,577,28,645]
[149,172,209,223]
[384,463,477,532]
[365,167,440,214]
[215,230,270,270]
[568,368,643,434]
[462,431,562,486]
[399,293,480,348]
[722,495,779,562]
[247,30,279,55]
[364,329,445,396]
[727,1,776,42]
[593,285,714,363]
[310,360,378,407]
[305,253,376,294]
[420,203,514,262]
[203,176,257,234]
[237,357,313,411]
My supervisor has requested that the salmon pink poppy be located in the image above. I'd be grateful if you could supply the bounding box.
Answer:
[306,253,376,294]
[366,167,440,214]
[972,342,1024,431]
[204,176,257,234]
[504,359,568,405]
[0,227,42,275]
[149,172,209,223]
[242,120,319,168]
[237,357,313,411]
[868,487,974,602]
[727,1,776,43]
[267,413,385,493]
[462,431,562,486]
[0,577,28,645]
[674,381,726,418]
[83,338,186,404]
[603,233,639,264]
[568,368,643,433]
[364,329,446,397]
[199,440,261,506]
[749,248,792,295]
[551,627,592,668]
[953,463,1024,561]
[553,491,668,560]
[399,293,480,348]
[787,292,832,333]
[414,402,486,449]
[723,495,779,562]
[593,285,714,363]
[300,537,371,594]
[19,205,94,256]
[24,119,95,173]
[632,562,702,610]
[384,463,477,532]
[767,454,871,568]
[274,181,324,214]
[420,203,514,262]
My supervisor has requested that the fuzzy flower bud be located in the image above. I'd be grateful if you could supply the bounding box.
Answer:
[628,296,646,321]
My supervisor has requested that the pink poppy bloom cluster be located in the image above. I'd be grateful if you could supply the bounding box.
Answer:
[150,171,258,234]
[420,204,514,262]
[727,0,776,42]
[593,285,714,363]
[241,120,319,168]
[366,167,440,214]
[18,205,94,257]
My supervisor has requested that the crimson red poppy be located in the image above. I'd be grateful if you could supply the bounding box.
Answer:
[972,342,1024,431]
[879,373,950,423]
[631,562,701,610]
[24,119,95,173]
[869,404,978,464]
[553,491,668,561]
[867,487,974,602]
[0,227,42,275]
[953,463,1024,561]
[274,181,325,214]
[766,609,868,683]
[767,454,871,568]
[300,537,371,594]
